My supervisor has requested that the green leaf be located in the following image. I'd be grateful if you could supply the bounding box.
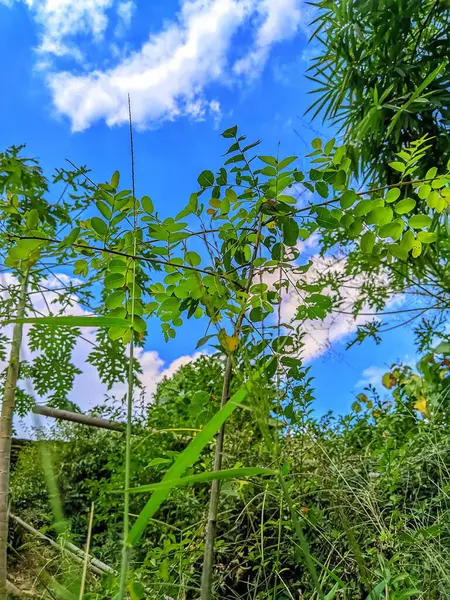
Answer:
[333,146,346,165]
[378,220,404,240]
[315,181,329,198]
[282,217,299,246]
[9,316,129,328]
[128,581,146,600]
[111,170,120,189]
[126,467,276,494]
[418,184,431,199]
[196,334,216,349]
[176,193,198,220]
[389,243,408,260]
[354,200,373,217]
[189,193,199,212]
[26,209,39,229]
[340,190,357,209]
[105,273,126,289]
[198,170,215,187]
[225,154,245,165]
[426,167,438,180]
[127,378,254,545]
[277,194,296,204]
[316,207,338,229]
[48,578,77,600]
[221,125,238,138]
[386,62,447,137]
[400,230,415,251]
[435,341,450,355]
[91,217,108,236]
[225,188,238,203]
[395,198,416,214]
[185,251,201,266]
[106,291,126,310]
[259,166,277,177]
[259,155,278,166]
[74,259,88,276]
[408,214,432,229]
[371,206,393,227]
[389,161,405,173]
[108,326,128,341]
[360,231,375,253]
[141,196,154,215]
[96,200,112,220]
[312,138,322,150]
[271,242,284,261]
[324,138,336,155]
[278,156,296,170]
[385,188,401,203]
[412,239,423,258]
[62,227,81,247]
[417,231,438,244]
[348,220,363,238]
[132,316,147,333]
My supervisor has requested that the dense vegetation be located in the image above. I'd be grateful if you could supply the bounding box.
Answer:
[2,2,450,599]
[11,351,450,599]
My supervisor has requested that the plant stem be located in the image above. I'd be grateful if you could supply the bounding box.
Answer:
[79,502,95,600]
[118,94,138,599]
[201,207,264,599]
[200,356,233,599]
[0,268,29,599]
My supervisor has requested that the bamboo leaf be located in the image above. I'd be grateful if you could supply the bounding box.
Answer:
[386,62,447,137]
[127,380,254,546]
[126,467,277,494]
[7,316,130,328]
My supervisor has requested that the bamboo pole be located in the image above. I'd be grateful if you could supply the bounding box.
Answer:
[32,405,125,432]
[10,514,115,576]
[79,503,95,600]
[0,270,29,600]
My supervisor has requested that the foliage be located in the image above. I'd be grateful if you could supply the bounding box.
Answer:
[3,124,450,599]
[11,347,450,599]
[308,0,450,184]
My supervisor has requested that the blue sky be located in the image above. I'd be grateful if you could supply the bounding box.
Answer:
[0,0,418,421]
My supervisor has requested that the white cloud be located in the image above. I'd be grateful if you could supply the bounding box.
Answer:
[48,0,253,131]
[18,0,115,59]
[355,366,386,389]
[117,0,135,26]
[0,0,306,130]
[271,254,405,363]
[233,0,303,77]
[115,0,135,36]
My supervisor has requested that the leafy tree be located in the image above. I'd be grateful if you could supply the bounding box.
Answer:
[5,125,449,599]
[0,147,132,597]
[308,0,450,184]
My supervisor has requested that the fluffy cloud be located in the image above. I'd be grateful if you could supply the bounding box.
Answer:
[2,0,305,130]
[271,251,405,363]
[233,0,303,77]
[9,0,115,59]
[116,0,135,30]
[355,366,387,390]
